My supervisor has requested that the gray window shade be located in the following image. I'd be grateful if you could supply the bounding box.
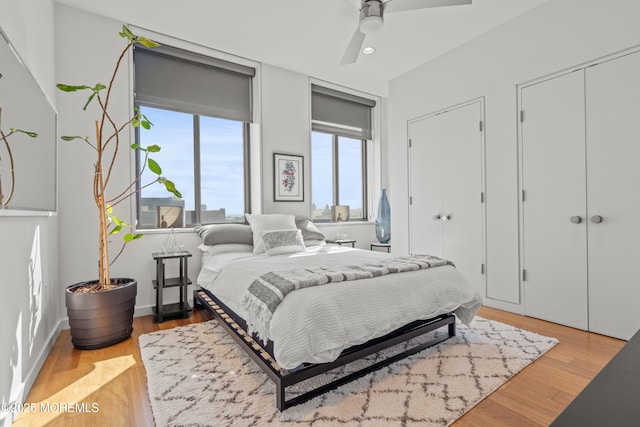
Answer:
[134,45,255,122]
[311,84,376,140]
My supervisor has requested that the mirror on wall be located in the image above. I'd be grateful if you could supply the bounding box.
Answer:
[0,29,56,213]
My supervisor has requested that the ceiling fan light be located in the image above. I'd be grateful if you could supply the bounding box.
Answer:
[359,15,383,34]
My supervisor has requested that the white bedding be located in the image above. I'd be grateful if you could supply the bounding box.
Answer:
[197,244,483,370]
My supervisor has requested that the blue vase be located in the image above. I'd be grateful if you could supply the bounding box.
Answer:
[375,189,391,243]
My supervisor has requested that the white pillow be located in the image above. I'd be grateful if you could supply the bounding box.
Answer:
[261,229,306,256]
[245,213,297,254]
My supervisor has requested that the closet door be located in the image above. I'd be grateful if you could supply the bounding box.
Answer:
[521,70,588,330]
[586,51,640,340]
[409,101,484,293]
[409,113,444,258]
[441,103,484,292]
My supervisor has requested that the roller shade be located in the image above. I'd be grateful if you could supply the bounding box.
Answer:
[311,84,376,140]
[134,45,255,122]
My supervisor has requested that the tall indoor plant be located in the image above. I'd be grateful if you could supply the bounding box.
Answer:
[59,26,181,349]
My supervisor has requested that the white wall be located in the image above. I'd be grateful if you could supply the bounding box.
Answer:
[388,0,640,312]
[0,0,56,103]
[0,1,60,425]
[260,64,311,217]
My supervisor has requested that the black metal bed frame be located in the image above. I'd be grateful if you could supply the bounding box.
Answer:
[193,288,456,411]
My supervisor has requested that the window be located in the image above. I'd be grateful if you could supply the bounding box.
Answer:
[311,132,367,221]
[133,44,254,228]
[310,85,375,222]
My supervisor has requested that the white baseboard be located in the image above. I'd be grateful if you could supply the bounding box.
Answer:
[7,321,63,425]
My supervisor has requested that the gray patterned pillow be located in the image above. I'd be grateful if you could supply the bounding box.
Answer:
[261,229,306,256]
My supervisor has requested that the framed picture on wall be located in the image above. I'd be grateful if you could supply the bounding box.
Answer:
[273,152,304,202]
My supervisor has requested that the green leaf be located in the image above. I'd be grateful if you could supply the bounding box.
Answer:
[119,25,134,41]
[106,205,114,215]
[61,136,86,141]
[148,158,162,175]
[56,84,91,92]
[130,143,141,150]
[146,144,161,153]
[82,92,97,111]
[15,129,38,138]
[109,225,122,235]
[163,179,182,198]
[124,233,143,242]
[137,37,160,49]
[132,109,153,130]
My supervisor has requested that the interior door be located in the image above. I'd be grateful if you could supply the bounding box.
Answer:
[521,70,589,330]
[409,101,485,294]
[409,113,444,258]
[586,51,640,340]
[441,102,484,293]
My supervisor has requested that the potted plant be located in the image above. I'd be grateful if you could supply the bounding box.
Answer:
[58,26,181,349]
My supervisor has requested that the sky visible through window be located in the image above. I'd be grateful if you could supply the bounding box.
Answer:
[311,132,364,219]
[138,106,245,219]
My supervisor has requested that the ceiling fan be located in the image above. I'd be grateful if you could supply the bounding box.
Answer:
[341,0,472,65]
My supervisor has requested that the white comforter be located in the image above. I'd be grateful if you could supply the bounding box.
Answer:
[197,245,483,370]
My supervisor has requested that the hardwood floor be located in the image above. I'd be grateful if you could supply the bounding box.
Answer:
[14,306,624,427]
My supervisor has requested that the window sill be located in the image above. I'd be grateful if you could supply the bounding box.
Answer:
[315,221,373,228]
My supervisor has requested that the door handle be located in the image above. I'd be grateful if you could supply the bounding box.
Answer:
[591,215,603,224]
[570,216,582,224]
[432,214,441,221]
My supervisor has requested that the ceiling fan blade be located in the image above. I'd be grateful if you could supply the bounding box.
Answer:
[342,0,361,9]
[384,0,471,14]
[340,28,366,65]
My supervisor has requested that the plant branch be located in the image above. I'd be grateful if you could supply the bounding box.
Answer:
[93,121,101,204]
[97,43,133,165]
[97,93,121,192]
[106,150,150,204]
[0,129,16,206]
[109,178,159,208]
[109,242,128,266]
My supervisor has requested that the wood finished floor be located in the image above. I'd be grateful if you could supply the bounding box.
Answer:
[14,306,624,427]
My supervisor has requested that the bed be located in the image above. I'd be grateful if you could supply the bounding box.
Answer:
[193,214,483,410]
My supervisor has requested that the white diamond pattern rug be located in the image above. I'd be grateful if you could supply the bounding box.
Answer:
[139,316,558,426]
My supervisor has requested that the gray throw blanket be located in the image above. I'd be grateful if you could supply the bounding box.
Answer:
[241,254,454,341]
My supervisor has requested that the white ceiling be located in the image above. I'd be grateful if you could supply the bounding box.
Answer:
[54,0,551,96]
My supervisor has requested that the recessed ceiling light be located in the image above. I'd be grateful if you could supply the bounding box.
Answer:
[362,46,375,55]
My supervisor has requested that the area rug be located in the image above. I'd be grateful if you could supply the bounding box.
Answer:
[139,317,557,426]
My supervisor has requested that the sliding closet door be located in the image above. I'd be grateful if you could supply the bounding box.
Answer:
[521,70,588,330]
[586,51,640,340]
[409,101,484,293]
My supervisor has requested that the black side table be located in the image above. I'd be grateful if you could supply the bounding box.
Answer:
[326,239,356,248]
[152,251,192,322]
[371,243,391,253]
